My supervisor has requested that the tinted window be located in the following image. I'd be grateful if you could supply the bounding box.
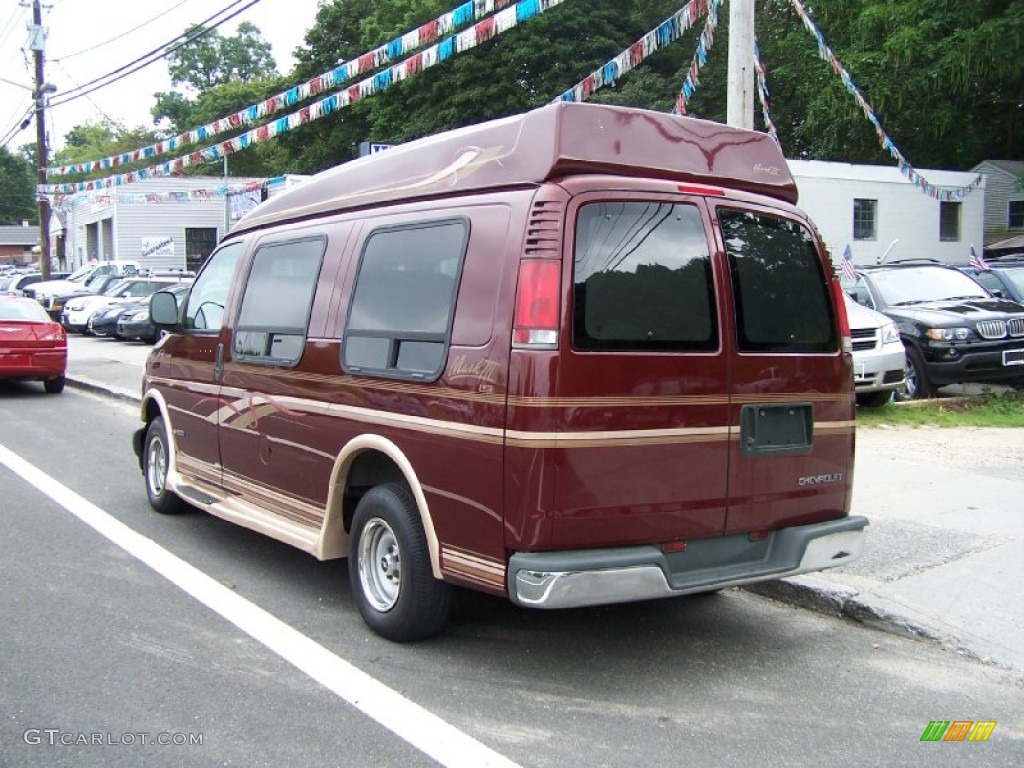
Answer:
[572,201,716,351]
[343,220,467,379]
[183,242,244,331]
[233,237,325,365]
[721,208,837,353]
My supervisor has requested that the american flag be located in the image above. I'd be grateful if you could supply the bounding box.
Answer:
[968,245,989,271]
[840,244,856,281]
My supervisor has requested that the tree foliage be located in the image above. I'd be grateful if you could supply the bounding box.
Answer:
[0,146,36,225]
[36,0,1023,209]
[165,22,277,91]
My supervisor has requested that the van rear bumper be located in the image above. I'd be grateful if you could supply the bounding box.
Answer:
[508,516,868,609]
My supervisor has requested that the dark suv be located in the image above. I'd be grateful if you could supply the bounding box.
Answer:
[960,255,1024,303]
[842,260,1024,398]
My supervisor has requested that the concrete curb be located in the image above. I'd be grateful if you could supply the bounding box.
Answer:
[66,374,140,404]
[744,576,991,665]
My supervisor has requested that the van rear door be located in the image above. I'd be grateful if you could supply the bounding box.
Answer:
[541,192,731,550]
[713,204,854,535]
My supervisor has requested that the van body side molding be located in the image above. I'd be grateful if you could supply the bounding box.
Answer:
[507,517,868,609]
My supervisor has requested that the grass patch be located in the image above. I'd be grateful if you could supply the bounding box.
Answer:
[857,391,1024,428]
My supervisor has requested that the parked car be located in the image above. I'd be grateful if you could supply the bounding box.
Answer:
[2,272,67,296]
[842,260,1024,398]
[137,101,866,641]
[24,260,140,303]
[88,302,135,337]
[63,276,191,334]
[117,282,192,343]
[0,296,67,393]
[843,293,906,407]
[960,256,1024,304]
[37,273,126,321]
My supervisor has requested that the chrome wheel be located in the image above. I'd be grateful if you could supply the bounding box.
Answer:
[357,517,402,612]
[146,432,168,498]
[143,416,186,514]
[348,484,452,641]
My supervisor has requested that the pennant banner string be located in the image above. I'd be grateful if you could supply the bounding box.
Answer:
[673,0,721,115]
[45,0,520,179]
[42,0,567,196]
[753,36,781,147]
[552,0,707,104]
[788,0,981,201]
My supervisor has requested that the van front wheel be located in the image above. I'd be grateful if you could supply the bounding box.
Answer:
[349,483,452,642]
[144,417,187,514]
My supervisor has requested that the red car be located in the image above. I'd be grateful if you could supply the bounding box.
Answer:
[0,296,68,393]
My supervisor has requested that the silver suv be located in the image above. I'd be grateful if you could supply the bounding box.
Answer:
[844,293,906,406]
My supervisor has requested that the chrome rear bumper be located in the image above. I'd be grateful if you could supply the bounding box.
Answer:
[508,516,867,609]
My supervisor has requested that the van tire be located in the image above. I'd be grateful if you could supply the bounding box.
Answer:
[143,417,187,514]
[349,483,452,642]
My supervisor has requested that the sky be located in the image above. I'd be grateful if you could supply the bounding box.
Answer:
[0,0,325,153]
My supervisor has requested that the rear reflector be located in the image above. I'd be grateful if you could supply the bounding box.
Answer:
[661,540,687,553]
[513,259,560,348]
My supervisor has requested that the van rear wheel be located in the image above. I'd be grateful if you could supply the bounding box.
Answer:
[349,483,452,642]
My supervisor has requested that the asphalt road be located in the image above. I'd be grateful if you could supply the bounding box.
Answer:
[1,383,1022,767]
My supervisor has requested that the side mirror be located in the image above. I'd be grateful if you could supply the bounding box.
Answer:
[150,290,180,329]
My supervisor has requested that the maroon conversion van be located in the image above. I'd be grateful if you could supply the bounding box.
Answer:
[135,101,866,641]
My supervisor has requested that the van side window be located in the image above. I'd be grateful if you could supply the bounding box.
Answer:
[572,201,716,351]
[182,242,244,331]
[343,219,467,380]
[720,209,837,353]
[233,237,326,365]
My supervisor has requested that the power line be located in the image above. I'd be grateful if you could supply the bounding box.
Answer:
[0,101,35,150]
[48,0,263,109]
[52,0,194,61]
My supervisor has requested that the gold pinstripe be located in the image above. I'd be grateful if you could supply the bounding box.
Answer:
[441,547,506,590]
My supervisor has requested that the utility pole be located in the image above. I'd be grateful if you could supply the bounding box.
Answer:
[30,0,52,280]
[727,0,755,129]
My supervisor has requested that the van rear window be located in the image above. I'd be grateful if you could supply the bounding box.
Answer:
[572,201,716,351]
[720,208,837,353]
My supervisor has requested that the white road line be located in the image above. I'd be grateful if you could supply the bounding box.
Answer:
[0,444,521,768]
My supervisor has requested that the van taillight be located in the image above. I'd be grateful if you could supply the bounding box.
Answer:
[513,259,560,348]
[831,277,852,353]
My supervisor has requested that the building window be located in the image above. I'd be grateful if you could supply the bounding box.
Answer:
[185,227,219,273]
[939,201,961,242]
[853,199,877,241]
[1009,200,1024,230]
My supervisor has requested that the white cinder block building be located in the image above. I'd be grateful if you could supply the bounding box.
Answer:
[54,176,263,273]
[788,160,985,268]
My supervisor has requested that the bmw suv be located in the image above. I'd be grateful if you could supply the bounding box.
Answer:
[842,260,1024,398]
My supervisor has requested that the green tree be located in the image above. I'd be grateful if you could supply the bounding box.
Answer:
[152,22,278,132]
[0,146,36,224]
[51,119,162,167]
[165,21,276,91]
